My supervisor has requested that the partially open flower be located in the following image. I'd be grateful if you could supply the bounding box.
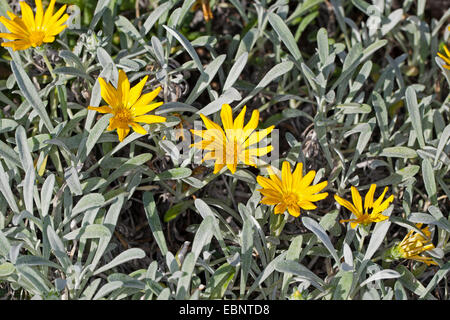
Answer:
[256,161,328,218]
[436,26,450,69]
[395,224,438,266]
[0,0,69,51]
[437,44,450,70]
[88,70,166,142]
[335,184,393,229]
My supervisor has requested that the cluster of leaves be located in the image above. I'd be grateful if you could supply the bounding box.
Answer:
[0,0,449,300]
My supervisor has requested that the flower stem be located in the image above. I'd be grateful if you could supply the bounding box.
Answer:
[40,48,56,80]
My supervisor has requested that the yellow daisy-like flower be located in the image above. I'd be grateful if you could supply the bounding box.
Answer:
[191,104,274,174]
[396,223,438,266]
[192,0,213,22]
[88,70,166,142]
[335,184,393,229]
[256,161,328,218]
[0,0,69,51]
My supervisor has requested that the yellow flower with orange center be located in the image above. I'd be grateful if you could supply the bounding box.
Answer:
[88,70,166,142]
[256,161,328,218]
[397,223,438,266]
[335,184,393,229]
[191,104,274,174]
[0,0,69,51]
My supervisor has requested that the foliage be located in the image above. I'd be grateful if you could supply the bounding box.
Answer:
[0,0,449,300]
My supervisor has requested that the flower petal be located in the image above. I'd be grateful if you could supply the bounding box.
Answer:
[281,161,292,192]
[334,194,360,217]
[133,102,164,116]
[134,115,166,124]
[129,75,148,107]
[130,122,147,135]
[87,105,113,114]
[364,184,377,210]
[220,104,234,131]
[117,127,130,142]
[351,186,363,214]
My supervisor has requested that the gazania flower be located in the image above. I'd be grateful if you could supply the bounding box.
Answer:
[88,70,166,142]
[395,224,438,266]
[256,161,328,218]
[0,0,69,51]
[192,0,213,22]
[335,184,393,229]
[191,104,274,174]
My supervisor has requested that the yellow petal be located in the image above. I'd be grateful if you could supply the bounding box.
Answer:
[133,102,164,116]
[43,0,56,26]
[305,180,328,195]
[246,145,273,157]
[134,115,166,124]
[129,75,148,107]
[87,105,113,114]
[334,194,360,217]
[351,186,363,214]
[20,2,36,32]
[213,163,225,174]
[35,0,44,30]
[274,203,287,214]
[372,194,394,216]
[233,105,246,130]
[298,200,317,211]
[244,126,274,148]
[257,175,282,193]
[242,109,259,138]
[45,5,67,30]
[261,196,281,206]
[281,161,292,192]
[98,77,119,108]
[307,192,329,202]
[373,187,389,209]
[117,127,130,142]
[0,33,22,40]
[226,163,237,174]
[134,87,162,109]
[117,70,130,107]
[444,44,450,59]
[292,162,303,185]
[364,184,377,210]
[297,170,316,190]
[0,16,28,35]
[287,205,301,217]
[220,104,234,131]
[258,188,282,199]
[200,114,224,132]
[130,122,147,135]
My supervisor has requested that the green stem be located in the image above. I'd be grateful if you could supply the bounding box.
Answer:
[40,49,56,80]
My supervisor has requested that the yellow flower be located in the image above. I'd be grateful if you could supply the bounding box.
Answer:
[396,224,438,266]
[437,44,450,70]
[256,161,328,218]
[191,104,274,174]
[88,70,166,142]
[0,0,69,51]
[192,0,213,22]
[335,184,393,229]
[437,26,450,69]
